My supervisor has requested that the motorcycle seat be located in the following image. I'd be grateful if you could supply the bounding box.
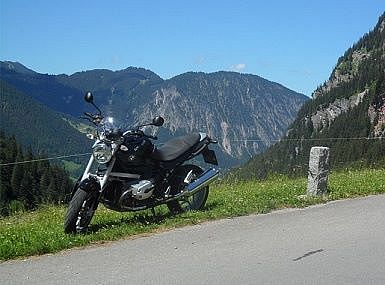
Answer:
[151,133,201,162]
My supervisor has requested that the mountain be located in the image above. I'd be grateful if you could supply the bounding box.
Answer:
[0,80,91,159]
[235,12,385,179]
[127,71,306,165]
[0,62,88,116]
[0,61,36,75]
[0,62,308,168]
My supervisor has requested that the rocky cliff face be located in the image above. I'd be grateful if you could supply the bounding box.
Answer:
[310,13,385,134]
[107,72,307,165]
[310,89,368,132]
[312,49,371,99]
[368,92,385,137]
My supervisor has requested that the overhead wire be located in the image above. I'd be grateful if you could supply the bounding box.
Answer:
[0,153,91,167]
[2,135,385,166]
[231,136,385,142]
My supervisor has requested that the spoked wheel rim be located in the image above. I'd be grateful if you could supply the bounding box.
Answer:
[178,186,209,211]
[167,165,209,214]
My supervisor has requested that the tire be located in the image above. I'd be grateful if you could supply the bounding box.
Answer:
[64,188,99,234]
[167,165,209,214]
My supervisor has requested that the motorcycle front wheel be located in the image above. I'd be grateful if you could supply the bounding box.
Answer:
[167,165,209,214]
[64,188,99,233]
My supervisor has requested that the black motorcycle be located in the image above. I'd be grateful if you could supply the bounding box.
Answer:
[64,92,219,233]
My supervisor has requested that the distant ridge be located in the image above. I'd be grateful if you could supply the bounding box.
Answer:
[0,61,36,75]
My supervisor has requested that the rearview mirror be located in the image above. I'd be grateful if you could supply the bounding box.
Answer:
[152,116,164,127]
[84,91,94,103]
[84,91,102,115]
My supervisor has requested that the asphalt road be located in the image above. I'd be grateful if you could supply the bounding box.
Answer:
[2,194,385,285]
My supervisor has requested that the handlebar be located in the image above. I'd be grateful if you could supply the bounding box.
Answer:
[134,130,158,140]
[105,128,123,140]
[123,129,157,140]
[83,112,94,118]
[144,134,158,140]
[80,112,104,125]
[81,113,158,141]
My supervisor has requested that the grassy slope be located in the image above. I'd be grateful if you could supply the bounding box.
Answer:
[1,168,385,261]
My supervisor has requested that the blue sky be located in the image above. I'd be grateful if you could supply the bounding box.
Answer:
[1,0,384,96]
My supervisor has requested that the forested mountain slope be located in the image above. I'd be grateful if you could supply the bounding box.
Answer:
[0,80,91,157]
[235,12,385,179]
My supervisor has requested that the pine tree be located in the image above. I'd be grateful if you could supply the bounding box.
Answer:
[39,168,51,203]
[0,170,7,214]
[10,146,24,200]
[19,172,34,209]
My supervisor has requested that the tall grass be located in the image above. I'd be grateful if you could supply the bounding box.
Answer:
[1,168,385,261]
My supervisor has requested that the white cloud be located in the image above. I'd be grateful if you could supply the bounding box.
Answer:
[195,56,206,65]
[232,63,246,72]
[111,55,121,65]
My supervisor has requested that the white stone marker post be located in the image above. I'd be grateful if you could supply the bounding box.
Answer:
[307,146,330,196]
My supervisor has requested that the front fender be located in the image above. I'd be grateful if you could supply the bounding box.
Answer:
[70,176,100,199]
[67,176,81,201]
[79,176,101,193]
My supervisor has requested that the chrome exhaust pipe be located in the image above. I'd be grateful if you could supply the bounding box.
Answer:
[185,168,219,196]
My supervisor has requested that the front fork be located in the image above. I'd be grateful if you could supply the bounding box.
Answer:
[80,155,116,192]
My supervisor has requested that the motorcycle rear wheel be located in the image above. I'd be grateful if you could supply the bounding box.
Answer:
[64,188,99,233]
[167,165,209,214]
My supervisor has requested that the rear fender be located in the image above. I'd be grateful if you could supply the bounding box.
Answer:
[202,146,218,165]
[191,133,218,165]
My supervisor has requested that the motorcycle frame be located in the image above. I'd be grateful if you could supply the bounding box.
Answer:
[79,133,217,195]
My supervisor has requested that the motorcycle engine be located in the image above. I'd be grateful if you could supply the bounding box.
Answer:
[130,180,154,200]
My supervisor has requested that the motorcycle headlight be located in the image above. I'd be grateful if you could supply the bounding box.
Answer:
[93,143,112,164]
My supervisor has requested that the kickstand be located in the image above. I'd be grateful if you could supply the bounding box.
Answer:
[151,207,156,217]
